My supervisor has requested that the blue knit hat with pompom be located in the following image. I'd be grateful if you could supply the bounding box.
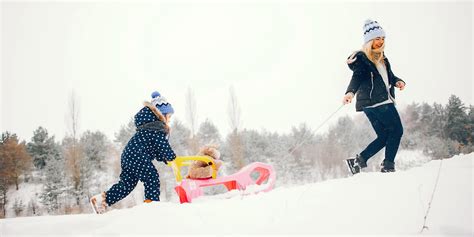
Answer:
[151,91,174,115]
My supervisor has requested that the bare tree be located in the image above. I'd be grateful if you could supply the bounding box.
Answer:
[64,91,83,206]
[227,86,245,169]
[67,91,80,140]
[228,86,242,131]
[185,87,199,154]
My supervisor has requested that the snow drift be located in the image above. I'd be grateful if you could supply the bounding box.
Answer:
[1,153,472,236]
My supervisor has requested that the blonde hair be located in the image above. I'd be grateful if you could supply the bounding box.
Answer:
[362,40,385,65]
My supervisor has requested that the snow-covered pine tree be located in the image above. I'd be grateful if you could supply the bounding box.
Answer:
[40,149,66,214]
[466,105,474,153]
[445,95,470,147]
[0,132,14,218]
[80,131,109,170]
[431,102,447,139]
[196,118,222,147]
[27,127,58,170]
[80,130,111,200]
[287,123,317,183]
[169,118,192,156]
[240,129,265,164]
[114,117,135,151]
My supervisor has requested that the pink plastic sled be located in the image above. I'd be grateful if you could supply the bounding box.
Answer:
[168,157,276,203]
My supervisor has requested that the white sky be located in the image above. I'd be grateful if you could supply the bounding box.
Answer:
[1,0,473,141]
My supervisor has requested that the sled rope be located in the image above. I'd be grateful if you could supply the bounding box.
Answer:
[290,104,345,204]
[289,104,345,156]
[420,158,444,233]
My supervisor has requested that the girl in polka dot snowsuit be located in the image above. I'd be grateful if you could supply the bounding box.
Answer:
[103,92,176,207]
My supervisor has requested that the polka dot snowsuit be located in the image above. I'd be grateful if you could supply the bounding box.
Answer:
[105,107,176,205]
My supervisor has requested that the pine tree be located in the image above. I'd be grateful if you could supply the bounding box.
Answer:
[196,118,222,146]
[114,117,135,151]
[26,131,64,214]
[403,102,421,131]
[240,129,264,163]
[40,153,66,214]
[468,106,474,145]
[79,130,111,199]
[327,117,358,157]
[27,127,61,170]
[169,118,192,156]
[0,132,15,217]
[418,103,434,135]
[431,102,447,138]
[81,130,109,170]
[445,95,469,145]
[288,123,315,161]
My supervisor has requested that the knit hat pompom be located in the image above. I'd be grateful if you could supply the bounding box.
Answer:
[363,19,386,44]
[151,91,174,115]
[151,91,161,98]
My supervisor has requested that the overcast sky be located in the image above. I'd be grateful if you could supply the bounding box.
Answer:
[1,0,472,142]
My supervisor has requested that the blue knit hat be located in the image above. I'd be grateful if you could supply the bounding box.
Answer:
[151,91,174,115]
[363,19,386,44]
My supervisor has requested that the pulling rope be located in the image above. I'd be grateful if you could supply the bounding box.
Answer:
[289,104,346,156]
[420,157,444,233]
[271,104,347,227]
[288,104,346,203]
[240,105,347,205]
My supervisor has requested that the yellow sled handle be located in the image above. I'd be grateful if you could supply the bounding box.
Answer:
[167,156,217,182]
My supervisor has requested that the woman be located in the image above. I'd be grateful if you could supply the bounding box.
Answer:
[343,19,406,174]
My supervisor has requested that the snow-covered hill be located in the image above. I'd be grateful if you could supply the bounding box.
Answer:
[1,153,472,236]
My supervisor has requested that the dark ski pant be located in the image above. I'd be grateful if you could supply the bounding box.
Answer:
[105,159,160,206]
[360,103,403,163]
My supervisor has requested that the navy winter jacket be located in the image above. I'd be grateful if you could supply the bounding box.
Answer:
[121,106,176,167]
[345,51,405,112]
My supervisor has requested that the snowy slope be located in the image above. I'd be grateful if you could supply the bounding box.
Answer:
[1,153,472,236]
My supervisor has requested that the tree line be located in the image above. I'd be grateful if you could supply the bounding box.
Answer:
[0,94,472,218]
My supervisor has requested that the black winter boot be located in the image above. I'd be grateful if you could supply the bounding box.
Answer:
[345,158,360,175]
[381,160,396,173]
[355,154,367,168]
[345,154,367,175]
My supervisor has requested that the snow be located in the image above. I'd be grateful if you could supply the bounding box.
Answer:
[394,150,433,170]
[5,180,44,217]
[1,153,472,236]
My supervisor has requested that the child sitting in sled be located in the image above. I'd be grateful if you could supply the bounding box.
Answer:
[186,145,223,179]
[90,90,176,214]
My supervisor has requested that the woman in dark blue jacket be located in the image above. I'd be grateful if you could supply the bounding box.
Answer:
[90,91,176,214]
[343,19,406,174]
